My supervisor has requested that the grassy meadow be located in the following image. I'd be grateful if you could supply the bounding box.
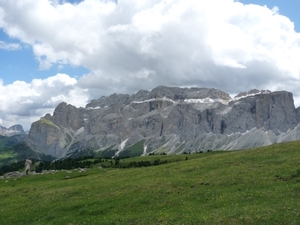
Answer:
[1,141,300,224]
[0,147,17,167]
[0,147,16,159]
[0,152,16,160]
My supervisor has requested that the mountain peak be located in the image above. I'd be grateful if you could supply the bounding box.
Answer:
[234,89,272,99]
[0,124,25,137]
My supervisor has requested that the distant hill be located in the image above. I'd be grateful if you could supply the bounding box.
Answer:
[0,134,27,147]
[0,141,54,167]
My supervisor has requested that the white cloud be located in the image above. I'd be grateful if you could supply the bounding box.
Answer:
[0,74,89,130]
[0,0,300,128]
[0,0,299,79]
[0,40,21,50]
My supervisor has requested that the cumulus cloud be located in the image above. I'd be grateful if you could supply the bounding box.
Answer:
[0,0,300,127]
[1,0,299,90]
[0,74,89,130]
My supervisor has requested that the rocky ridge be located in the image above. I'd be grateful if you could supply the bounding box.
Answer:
[26,86,300,158]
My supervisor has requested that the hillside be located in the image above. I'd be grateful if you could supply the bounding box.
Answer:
[0,134,27,146]
[0,142,53,167]
[1,141,300,224]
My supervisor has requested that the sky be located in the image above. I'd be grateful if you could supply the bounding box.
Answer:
[0,0,299,131]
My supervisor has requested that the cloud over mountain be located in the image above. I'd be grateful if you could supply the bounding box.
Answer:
[0,0,299,129]
[0,74,89,129]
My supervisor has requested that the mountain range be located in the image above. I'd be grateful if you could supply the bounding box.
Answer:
[4,86,294,159]
[2,86,300,160]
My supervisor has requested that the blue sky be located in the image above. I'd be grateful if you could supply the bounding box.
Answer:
[0,29,88,85]
[0,0,299,130]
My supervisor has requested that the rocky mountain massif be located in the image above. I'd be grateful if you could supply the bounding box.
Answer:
[26,86,300,159]
[0,125,25,137]
[0,125,27,147]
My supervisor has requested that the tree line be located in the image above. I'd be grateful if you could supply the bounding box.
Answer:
[0,155,173,175]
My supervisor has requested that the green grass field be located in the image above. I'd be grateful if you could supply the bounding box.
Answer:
[1,141,300,224]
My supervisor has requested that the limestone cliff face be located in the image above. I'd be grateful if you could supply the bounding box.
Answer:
[26,86,300,158]
[27,103,85,158]
[27,118,66,157]
[225,91,298,135]
[52,102,86,130]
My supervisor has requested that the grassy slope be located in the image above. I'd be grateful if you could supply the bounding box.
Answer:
[0,135,25,165]
[1,141,300,224]
[0,152,16,160]
[119,140,145,158]
[0,143,53,168]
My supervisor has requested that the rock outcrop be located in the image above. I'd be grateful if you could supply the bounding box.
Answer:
[26,86,300,158]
